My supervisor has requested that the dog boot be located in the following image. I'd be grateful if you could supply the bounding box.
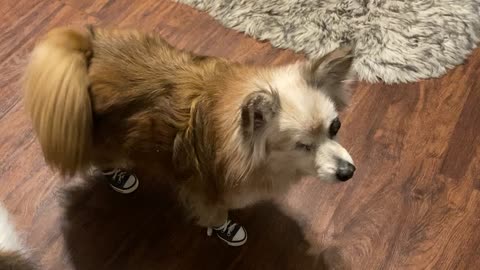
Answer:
[102,169,139,194]
[207,219,247,247]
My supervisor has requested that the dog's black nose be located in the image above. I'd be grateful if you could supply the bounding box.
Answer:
[336,161,356,181]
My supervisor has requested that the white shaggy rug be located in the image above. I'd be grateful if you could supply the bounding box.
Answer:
[177,0,480,83]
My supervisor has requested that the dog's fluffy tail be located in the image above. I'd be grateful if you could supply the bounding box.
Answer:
[24,27,93,176]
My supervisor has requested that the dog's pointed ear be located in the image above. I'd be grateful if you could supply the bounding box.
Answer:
[240,90,280,139]
[304,46,355,111]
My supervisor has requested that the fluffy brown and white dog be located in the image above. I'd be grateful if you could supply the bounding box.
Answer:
[0,204,36,269]
[24,27,355,231]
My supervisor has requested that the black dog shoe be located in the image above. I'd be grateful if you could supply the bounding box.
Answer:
[207,220,247,247]
[102,169,139,194]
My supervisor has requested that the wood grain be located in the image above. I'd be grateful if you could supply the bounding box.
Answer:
[0,1,479,269]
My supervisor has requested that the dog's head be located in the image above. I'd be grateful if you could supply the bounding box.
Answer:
[240,47,355,182]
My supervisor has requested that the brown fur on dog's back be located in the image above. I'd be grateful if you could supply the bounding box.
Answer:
[24,28,93,176]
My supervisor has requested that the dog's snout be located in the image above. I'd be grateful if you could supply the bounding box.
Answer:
[336,160,355,181]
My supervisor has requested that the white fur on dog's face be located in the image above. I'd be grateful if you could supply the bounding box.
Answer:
[261,62,354,182]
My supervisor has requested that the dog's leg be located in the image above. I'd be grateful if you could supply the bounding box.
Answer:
[187,199,228,228]
[179,185,247,246]
[188,199,248,246]
[198,207,228,228]
[192,202,247,247]
[177,184,226,227]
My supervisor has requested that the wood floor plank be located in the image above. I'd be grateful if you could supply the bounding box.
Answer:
[0,2,98,119]
[440,66,480,179]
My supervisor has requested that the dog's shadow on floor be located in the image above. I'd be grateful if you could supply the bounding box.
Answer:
[60,173,346,270]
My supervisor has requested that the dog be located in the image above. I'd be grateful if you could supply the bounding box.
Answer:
[23,26,355,240]
[0,204,36,269]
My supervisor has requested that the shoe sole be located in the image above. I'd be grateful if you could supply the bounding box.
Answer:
[219,232,247,247]
[208,228,248,247]
[110,178,139,194]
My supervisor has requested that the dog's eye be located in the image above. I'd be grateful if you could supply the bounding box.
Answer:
[329,117,341,138]
[296,142,313,152]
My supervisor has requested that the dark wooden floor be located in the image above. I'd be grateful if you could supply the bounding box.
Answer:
[1,0,479,269]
